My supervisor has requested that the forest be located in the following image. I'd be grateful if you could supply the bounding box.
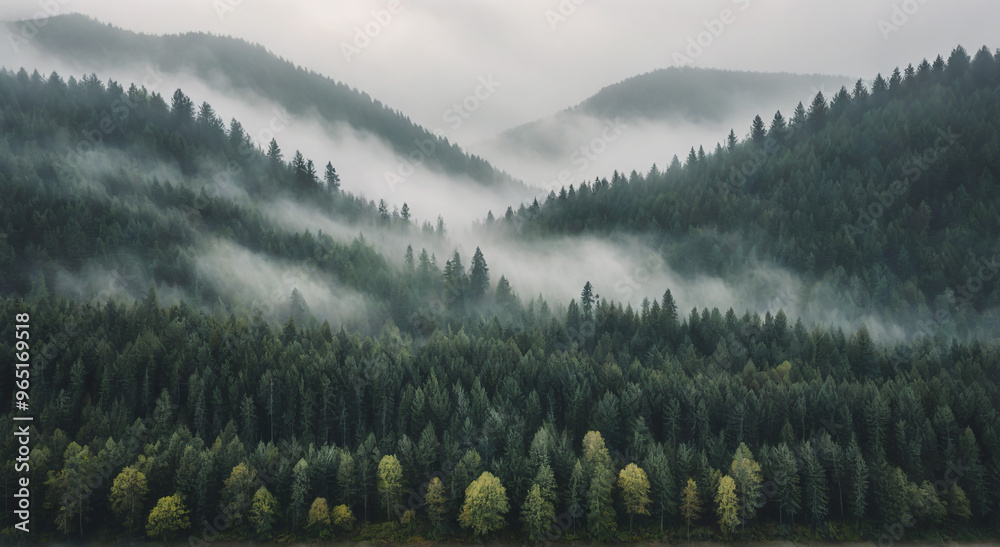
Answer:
[497,45,1000,342]
[0,42,998,543]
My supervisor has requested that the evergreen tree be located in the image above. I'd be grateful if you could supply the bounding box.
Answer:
[521,484,556,544]
[750,115,767,144]
[586,466,617,540]
[425,476,449,535]
[324,161,341,190]
[469,247,490,302]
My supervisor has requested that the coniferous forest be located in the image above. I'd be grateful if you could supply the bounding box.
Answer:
[1,12,999,546]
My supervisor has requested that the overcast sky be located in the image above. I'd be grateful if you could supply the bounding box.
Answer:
[2,0,996,144]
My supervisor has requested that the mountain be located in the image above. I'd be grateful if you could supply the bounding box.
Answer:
[5,13,523,191]
[497,45,1000,341]
[491,67,853,158]
[0,33,998,543]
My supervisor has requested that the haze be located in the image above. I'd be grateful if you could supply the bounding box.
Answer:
[2,0,996,144]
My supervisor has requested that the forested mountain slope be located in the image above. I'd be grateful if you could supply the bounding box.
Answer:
[575,67,851,122]
[493,67,850,157]
[0,44,998,545]
[8,13,521,190]
[498,46,1000,341]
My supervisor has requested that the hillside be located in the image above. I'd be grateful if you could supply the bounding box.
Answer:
[492,67,852,158]
[0,29,998,546]
[497,46,1000,341]
[5,13,523,191]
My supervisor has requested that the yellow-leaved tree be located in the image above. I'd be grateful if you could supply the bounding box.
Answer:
[249,486,277,538]
[146,493,191,541]
[681,478,702,539]
[377,455,404,520]
[110,465,148,538]
[459,471,509,539]
[715,475,739,537]
[332,504,356,532]
[307,497,331,536]
[618,463,651,532]
[425,476,449,534]
[729,443,763,530]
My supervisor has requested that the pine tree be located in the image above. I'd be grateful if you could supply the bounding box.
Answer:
[337,449,357,507]
[800,444,829,525]
[643,444,676,532]
[845,440,869,523]
[769,110,787,140]
[586,466,617,540]
[770,443,801,525]
[291,458,311,526]
[750,115,767,144]
[791,102,808,128]
[324,161,340,190]
[567,460,586,532]
[580,282,595,321]
[521,484,556,544]
[425,476,448,535]
[808,91,828,130]
[469,247,490,302]
[729,443,762,529]
[266,138,283,166]
[681,478,702,539]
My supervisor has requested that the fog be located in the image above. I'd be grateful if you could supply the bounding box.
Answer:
[264,195,910,342]
[475,71,855,189]
[3,2,995,341]
[194,238,370,327]
[2,0,995,145]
